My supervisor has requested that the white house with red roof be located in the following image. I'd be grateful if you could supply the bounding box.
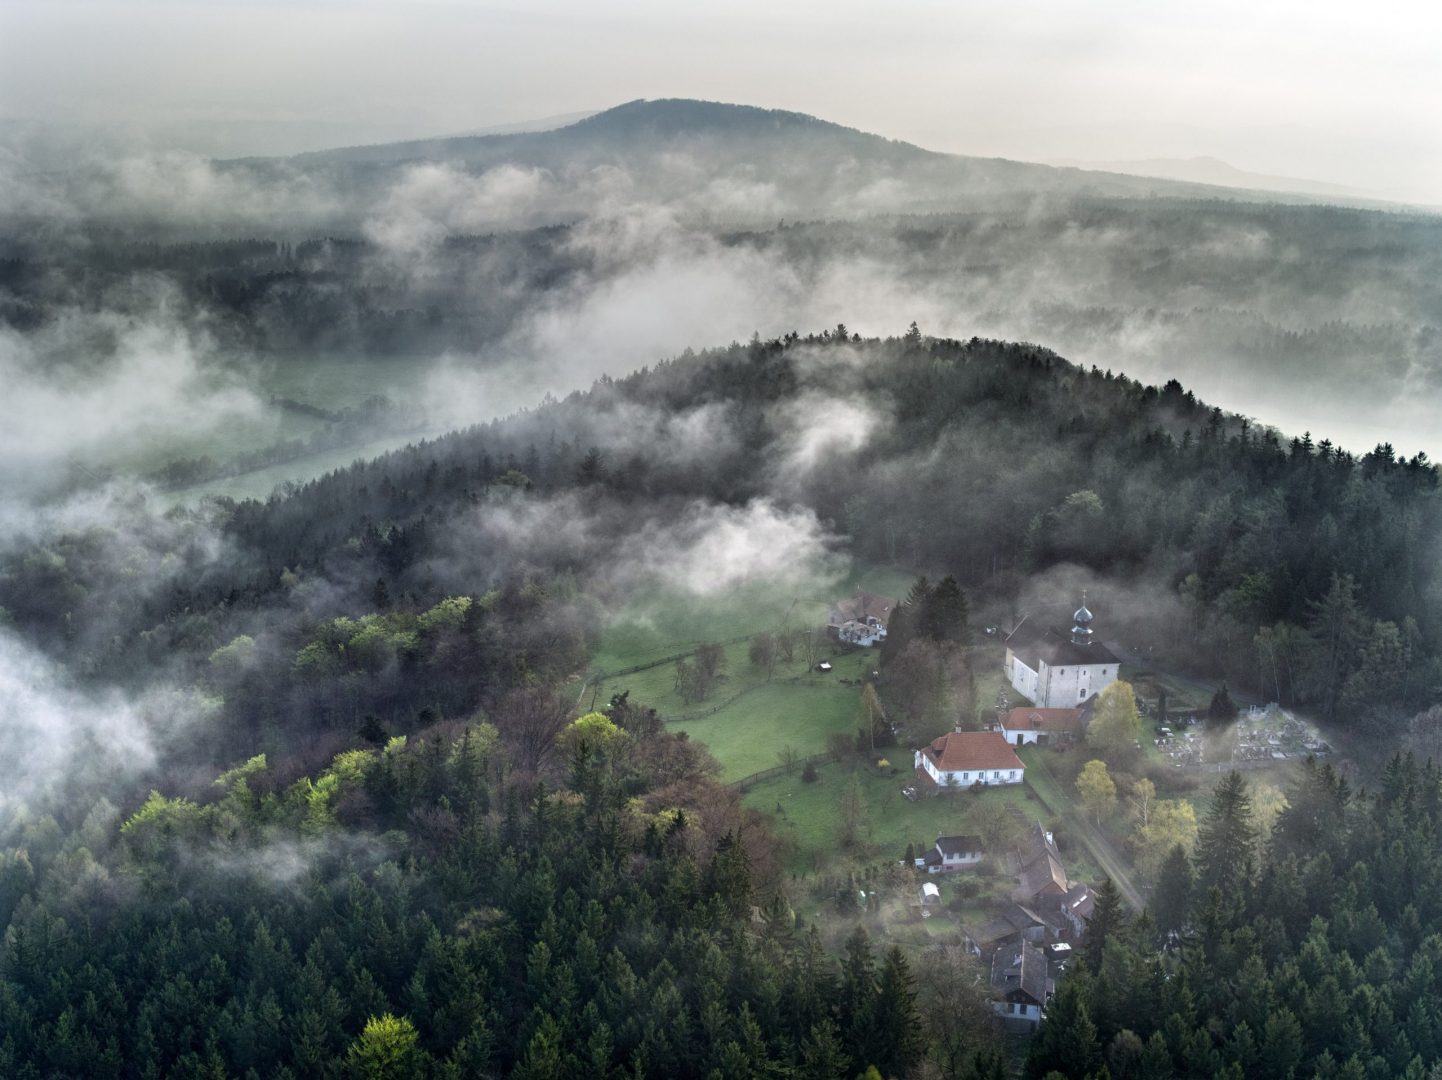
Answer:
[914,730,1025,788]
[998,706,1087,747]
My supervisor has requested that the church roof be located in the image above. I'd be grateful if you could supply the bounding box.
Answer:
[1005,621,1119,669]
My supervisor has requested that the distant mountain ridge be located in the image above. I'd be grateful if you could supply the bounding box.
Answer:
[278,98,937,168]
[230,98,1399,220]
[219,97,1356,228]
[1051,154,1374,199]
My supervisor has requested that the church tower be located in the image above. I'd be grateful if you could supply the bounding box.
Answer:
[1070,592,1095,646]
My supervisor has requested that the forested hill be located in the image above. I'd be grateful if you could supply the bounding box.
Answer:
[263,97,1222,204]
[4,329,1442,1078]
[284,99,935,169]
[4,330,1438,775]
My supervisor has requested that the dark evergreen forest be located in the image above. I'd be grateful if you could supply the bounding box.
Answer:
[3,329,1441,1077]
[1031,756,1442,1080]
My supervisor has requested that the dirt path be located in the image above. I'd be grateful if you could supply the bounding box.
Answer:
[1021,748,1146,912]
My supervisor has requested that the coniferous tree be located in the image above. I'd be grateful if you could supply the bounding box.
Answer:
[1148,844,1193,940]
[871,946,924,1077]
[839,926,878,1068]
[1195,771,1257,899]
[1026,977,1101,1079]
[1082,877,1128,970]
[918,576,970,644]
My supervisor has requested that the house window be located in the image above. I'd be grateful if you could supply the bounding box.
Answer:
[992,771,1000,779]
[1079,688,1087,699]
[1009,770,1017,779]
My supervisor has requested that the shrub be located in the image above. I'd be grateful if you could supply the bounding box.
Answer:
[801,762,819,783]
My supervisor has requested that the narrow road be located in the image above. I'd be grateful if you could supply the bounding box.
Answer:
[1020,748,1146,913]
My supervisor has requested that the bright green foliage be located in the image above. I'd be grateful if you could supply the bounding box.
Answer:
[1086,682,1141,759]
[345,1014,425,1079]
[1076,760,1117,824]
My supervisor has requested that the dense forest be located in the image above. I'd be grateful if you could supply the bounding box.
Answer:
[0,694,961,1079]
[1032,756,1442,1080]
[4,329,1442,1077]
[4,330,1436,758]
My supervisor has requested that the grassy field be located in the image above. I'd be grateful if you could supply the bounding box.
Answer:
[589,569,920,781]
[595,635,875,781]
[743,760,1052,875]
[673,658,874,780]
[591,565,917,676]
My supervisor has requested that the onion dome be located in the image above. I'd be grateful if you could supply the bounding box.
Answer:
[1071,592,1094,645]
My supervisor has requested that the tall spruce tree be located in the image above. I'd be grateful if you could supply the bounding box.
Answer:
[1026,976,1101,1079]
[1148,844,1193,940]
[871,946,924,1077]
[1195,771,1257,899]
[1083,878,1128,970]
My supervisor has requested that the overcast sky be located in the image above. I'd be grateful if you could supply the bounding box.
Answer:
[3,0,1439,202]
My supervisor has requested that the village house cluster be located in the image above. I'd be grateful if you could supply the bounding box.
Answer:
[915,821,1094,1030]
[829,587,1106,1030]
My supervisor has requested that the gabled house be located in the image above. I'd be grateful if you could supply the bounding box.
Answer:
[998,705,1088,747]
[914,834,984,874]
[965,903,1056,955]
[914,731,1024,789]
[1015,822,1071,903]
[827,592,896,647]
[991,939,1053,1030]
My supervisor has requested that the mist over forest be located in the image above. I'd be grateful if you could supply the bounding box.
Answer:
[3,93,1442,1079]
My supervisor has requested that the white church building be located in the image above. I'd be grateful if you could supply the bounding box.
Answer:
[1004,596,1120,709]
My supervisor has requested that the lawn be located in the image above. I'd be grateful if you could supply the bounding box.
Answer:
[589,583,830,676]
[591,566,918,675]
[588,568,920,782]
[594,645,874,780]
[743,760,1050,876]
[672,658,874,780]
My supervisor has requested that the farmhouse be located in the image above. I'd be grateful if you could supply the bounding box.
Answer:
[1015,822,1071,903]
[914,834,985,873]
[914,731,1024,789]
[1004,595,1120,708]
[991,939,1053,1030]
[966,903,1055,954]
[998,705,1088,747]
[827,592,896,647]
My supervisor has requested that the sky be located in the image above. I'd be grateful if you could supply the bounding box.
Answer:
[2,0,1439,203]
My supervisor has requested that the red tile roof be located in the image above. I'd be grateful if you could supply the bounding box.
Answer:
[1000,707,1084,734]
[922,731,1025,773]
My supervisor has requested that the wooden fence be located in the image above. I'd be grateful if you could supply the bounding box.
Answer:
[729,751,837,792]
